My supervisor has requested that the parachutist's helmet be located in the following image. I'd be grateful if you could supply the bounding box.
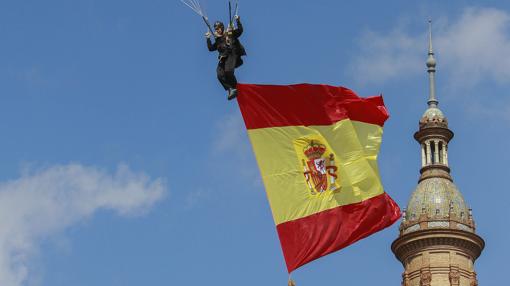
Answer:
[214,21,224,31]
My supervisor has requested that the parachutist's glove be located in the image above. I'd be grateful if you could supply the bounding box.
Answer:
[205,31,211,38]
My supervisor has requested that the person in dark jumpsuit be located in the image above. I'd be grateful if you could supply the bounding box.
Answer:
[206,15,246,100]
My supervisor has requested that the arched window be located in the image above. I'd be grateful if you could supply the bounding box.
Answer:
[430,141,436,164]
[438,141,443,164]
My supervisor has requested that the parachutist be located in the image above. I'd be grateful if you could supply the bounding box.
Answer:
[206,16,246,100]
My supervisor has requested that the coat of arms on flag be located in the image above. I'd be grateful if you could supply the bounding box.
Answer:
[294,137,339,195]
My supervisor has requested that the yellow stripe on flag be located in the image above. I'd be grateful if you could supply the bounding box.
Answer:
[248,119,384,225]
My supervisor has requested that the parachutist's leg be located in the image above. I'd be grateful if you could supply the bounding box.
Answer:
[224,56,238,100]
[227,72,238,100]
[224,71,237,88]
[216,61,229,91]
[224,56,237,81]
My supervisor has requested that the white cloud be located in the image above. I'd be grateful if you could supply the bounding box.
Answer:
[439,8,510,86]
[349,27,422,85]
[349,7,510,88]
[0,163,166,286]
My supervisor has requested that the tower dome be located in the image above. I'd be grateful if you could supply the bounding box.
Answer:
[406,177,468,222]
[422,106,444,121]
[403,177,475,236]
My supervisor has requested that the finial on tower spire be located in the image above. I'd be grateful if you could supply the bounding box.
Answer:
[428,20,434,55]
[426,19,438,107]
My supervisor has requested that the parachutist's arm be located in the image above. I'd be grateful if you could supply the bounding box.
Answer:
[234,17,243,37]
[207,38,217,51]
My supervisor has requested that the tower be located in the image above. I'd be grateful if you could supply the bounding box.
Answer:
[391,21,484,286]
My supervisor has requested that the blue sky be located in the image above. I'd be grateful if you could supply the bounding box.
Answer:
[0,1,509,285]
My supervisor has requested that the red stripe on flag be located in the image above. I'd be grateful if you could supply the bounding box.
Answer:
[276,193,401,273]
[237,83,389,130]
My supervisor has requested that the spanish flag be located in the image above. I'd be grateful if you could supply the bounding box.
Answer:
[237,83,400,273]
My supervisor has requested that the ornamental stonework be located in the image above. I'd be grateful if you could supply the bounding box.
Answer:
[470,272,478,286]
[419,269,431,286]
[449,266,460,286]
[401,272,410,286]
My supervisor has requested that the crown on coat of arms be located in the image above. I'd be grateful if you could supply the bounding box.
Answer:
[303,140,326,159]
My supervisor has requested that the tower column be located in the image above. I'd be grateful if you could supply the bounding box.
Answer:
[442,141,447,165]
[445,144,449,166]
[421,144,426,167]
[426,141,432,165]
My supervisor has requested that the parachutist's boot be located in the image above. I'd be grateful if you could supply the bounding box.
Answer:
[228,88,238,100]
